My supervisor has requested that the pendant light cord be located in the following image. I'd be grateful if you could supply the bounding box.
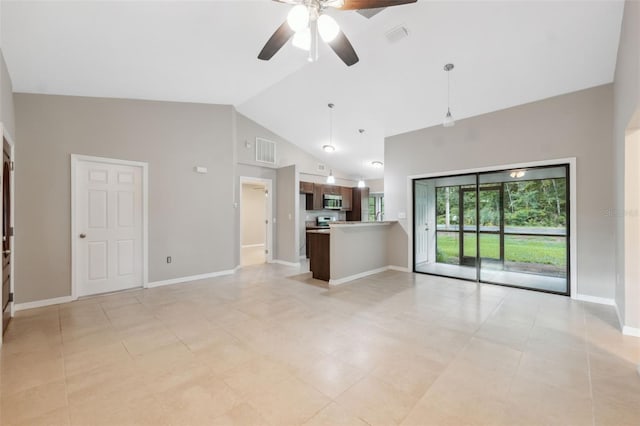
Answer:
[329,105,333,149]
[447,70,451,113]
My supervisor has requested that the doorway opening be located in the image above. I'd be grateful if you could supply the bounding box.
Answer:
[413,164,570,295]
[2,133,14,336]
[240,177,273,266]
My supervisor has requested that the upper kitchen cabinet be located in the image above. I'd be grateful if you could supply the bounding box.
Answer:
[341,187,352,211]
[312,183,324,210]
[300,181,314,194]
[346,187,369,221]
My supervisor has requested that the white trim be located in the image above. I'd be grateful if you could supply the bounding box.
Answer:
[0,124,16,347]
[71,154,149,300]
[388,265,410,273]
[242,243,265,249]
[405,157,578,298]
[239,176,273,264]
[271,259,300,267]
[14,296,74,312]
[1,126,16,318]
[147,268,238,289]
[614,301,640,337]
[329,266,390,286]
[622,325,640,337]
[574,294,615,306]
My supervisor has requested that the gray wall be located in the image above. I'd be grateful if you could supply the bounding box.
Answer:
[14,94,236,303]
[276,164,298,263]
[613,0,640,328]
[0,50,14,138]
[385,85,614,299]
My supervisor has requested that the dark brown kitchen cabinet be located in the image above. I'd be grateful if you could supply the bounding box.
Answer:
[300,181,314,194]
[341,187,352,211]
[347,187,369,221]
[312,184,324,210]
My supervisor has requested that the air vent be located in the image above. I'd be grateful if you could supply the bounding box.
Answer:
[385,25,409,43]
[317,163,327,172]
[256,137,276,165]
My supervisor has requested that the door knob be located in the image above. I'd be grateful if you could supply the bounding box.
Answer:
[79,233,87,239]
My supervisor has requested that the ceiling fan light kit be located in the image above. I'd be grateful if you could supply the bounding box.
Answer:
[258,0,417,66]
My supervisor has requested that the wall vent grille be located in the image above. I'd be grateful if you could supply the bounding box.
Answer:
[256,138,276,165]
[317,163,327,172]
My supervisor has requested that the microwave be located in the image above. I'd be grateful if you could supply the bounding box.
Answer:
[323,194,342,210]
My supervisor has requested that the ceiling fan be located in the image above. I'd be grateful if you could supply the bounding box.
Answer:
[258,0,417,67]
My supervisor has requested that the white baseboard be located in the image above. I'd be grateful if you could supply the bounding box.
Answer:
[146,268,238,289]
[573,294,615,306]
[388,265,410,273]
[241,244,265,248]
[615,301,625,332]
[329,266,390,286]
[14,296,75,312]
[271,259,301,267]
[622,325,640,337]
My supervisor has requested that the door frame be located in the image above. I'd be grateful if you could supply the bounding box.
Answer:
[239,176,274,264]
[0,124,16,345]
[407,157,577,298]
[71,154,149,300]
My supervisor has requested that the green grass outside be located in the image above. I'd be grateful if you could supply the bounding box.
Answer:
[436,232,566,267]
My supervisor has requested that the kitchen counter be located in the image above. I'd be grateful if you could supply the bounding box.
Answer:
[304,221,403,285]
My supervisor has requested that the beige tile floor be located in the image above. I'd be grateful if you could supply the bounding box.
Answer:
[1,263,639,426]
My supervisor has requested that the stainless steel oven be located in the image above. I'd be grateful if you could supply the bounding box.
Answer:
[323,194,342,210]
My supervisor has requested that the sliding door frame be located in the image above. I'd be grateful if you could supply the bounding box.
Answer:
[408,158,576,298]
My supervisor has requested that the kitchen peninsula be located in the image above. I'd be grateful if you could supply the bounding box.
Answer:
[306,221,403,285]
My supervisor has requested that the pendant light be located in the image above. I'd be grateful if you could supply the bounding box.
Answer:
[322,103,336,153]
[357,129,366,188]
[443,63,455,128]
[327,170,336,184]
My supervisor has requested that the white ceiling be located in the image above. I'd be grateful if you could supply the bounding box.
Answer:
[1,1,625,179]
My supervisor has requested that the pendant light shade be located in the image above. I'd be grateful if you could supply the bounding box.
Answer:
[327,170,336,184]
[443,63,455,128]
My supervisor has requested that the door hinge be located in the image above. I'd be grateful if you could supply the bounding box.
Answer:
[9,161,14,171]
[265,249,269,254]
[265,220,269,224]
[9,227,14,237]
[8,292,13,303]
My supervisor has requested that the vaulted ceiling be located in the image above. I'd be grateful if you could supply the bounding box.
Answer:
[1,0,625,179]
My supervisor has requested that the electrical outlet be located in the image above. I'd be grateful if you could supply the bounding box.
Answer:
[167,256,172,264]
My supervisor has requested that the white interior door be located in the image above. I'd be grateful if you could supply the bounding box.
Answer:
[76,160,143,297]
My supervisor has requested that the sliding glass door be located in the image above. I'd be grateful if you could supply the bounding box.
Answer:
[413,164,569,295]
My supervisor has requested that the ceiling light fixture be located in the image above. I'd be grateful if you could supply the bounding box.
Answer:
[371,161,383,168]
[317,14,340,42]
[327,170,336,184]
[322,103,336,153]
[443,63,455,128]
[287,4,310,33]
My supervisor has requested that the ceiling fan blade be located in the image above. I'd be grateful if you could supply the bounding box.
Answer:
[328,31,359,66]
[337,0,417,10]
[258,21,296,61]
